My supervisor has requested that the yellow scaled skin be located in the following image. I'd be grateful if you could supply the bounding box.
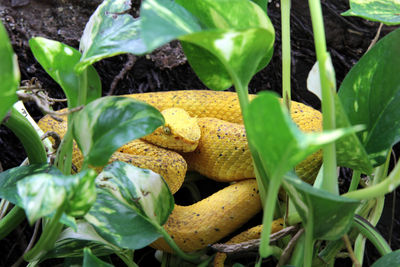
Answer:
[38,90,323,253]
[213,219,284,267]
[142,108,200,152]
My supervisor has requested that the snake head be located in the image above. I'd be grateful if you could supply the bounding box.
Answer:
[142,108,200,152]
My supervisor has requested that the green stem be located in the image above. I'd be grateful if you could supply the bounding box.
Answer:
[4,107,47,164]
[343,159,400,200]
[116,251,138,267]
[259,179,281,258]
[308,0,338,195]
[157,227,200,263]
[24,205,65,262]
[352,216,392,256]
[353,235,366,267]
[0,206,26,239]
[348,171,361,192]
[281,0,291,110]
[304,214,315,267]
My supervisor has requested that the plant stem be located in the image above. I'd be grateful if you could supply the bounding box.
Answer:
[281,0,291,110]
[157,227,200,263]
[0,206,26,239]
[4,106,47,164]
[343,158,400,200]
[348,170,361,192]
[24,205,65,262]
[304,216,315,267]
[352,216,392,256]
[308,0,338,195]
[259,179,281,258]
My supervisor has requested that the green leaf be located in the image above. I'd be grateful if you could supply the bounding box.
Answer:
[17,173,67,224]
[140,0,201,52]
[76,0,148,72]
[283,172,360,240]
[72,96,164,166]
[251,0,268,14]
[83,248,114,267]
[245,92,357,180]
[85,161,174,249]
[338,28,400,166]
[140,0,275,90]
[0,22,20,121]
[41,221,117,261]
[0,164,61,206]
[342,0,400,25]
[335,95,373,174]
[371,250,400,267]
[15,169,97,224]
[178,0,275,90]
[29,37,101,108]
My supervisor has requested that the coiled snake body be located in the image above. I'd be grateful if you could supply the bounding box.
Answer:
[38,90,322,253]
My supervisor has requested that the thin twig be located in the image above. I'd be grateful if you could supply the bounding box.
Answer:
[277,228,305,267]
[41,131,62,151]
[366,23,383,52]
[211,225,298,253]
[108,54,137,96]
[342,234,361,267]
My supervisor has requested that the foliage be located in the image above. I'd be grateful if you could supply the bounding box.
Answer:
[0,0,400,266]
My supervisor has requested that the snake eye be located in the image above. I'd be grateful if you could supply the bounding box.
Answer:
[163,126,172,135]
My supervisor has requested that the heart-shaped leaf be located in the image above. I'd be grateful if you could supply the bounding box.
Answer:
[0,22,20,121]
[342,0,400,25]
[140,0,275,90]
[85,161,174,249]
[245,91,357,181]
[338,28,400,166]
[16,169,97,224]
[76,0,148,72]
[72,96,164,166]
[283,172,360,240]
[29,37,101,108]
[140,0,201,52]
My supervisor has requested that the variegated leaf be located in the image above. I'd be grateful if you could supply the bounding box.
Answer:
[29,37,101,108]
[140,0,275,90]
[16,169,98,224]
[342,0,400,25]
[40,221,117,261]
[0,22,20,121]
[85,161,174,249]
[76,0,147,72]
[72,96,164,167]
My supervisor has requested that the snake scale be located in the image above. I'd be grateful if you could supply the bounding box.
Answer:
[38,90,322,254]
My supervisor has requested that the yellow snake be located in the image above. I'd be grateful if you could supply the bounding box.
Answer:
[38,90,322,255]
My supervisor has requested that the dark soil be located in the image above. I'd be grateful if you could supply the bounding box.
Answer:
[0,0,399,266]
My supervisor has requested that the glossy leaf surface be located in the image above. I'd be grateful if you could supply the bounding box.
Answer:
[283,172,360,240]
[83,248,114,267]
[245,92,356,180]
[140,0,275,90]
[342,0,400,25]
[41,221,117,261]
[371,250,400,267]
[72,96,164,166]
[85,161,174,249]
[29,37,101,108]
[77,0,147,72]
[0,22,20,121]
[16,169,97,224]
[338,28,400,166]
